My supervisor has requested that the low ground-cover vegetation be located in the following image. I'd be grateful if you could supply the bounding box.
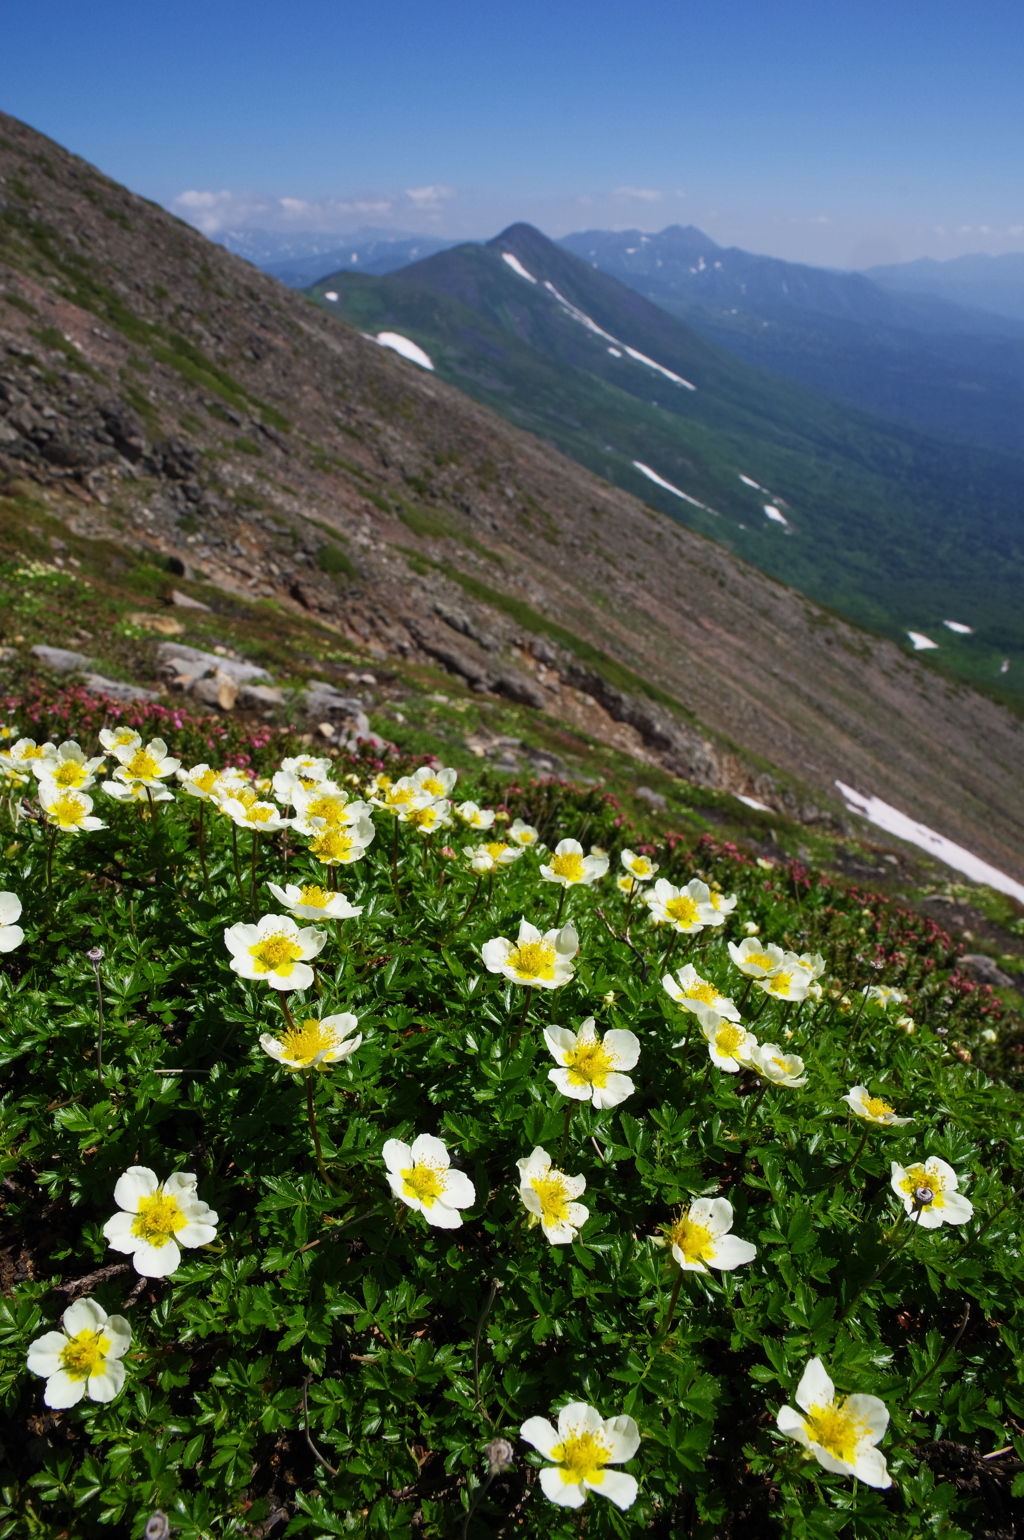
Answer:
[0,697,1022,1540]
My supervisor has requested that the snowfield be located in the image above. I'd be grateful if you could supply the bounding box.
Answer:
[836,781,1024,904]
[763,505,789,526]
[632,461,719,515]
[907,631,939,651]
[943,620,974,634]
[502,252,537,283]
[375,333,435,371]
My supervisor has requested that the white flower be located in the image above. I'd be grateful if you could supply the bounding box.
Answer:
[38,783,106,833]
[306,822,375,866]
[517,1147,588,1245]
[412,763,458,799]
[110,737,181,786]
[750,1042,808,1087]
[26,1297,131,1408]
[103,1167,218,1276]
[403,798,452,835]
[292,783,371,834]
[260,1011,362,1070]
[843,1086,912,1126]
[224,913,327,991]
[382,1134,475,1228]
[862,984,907,1010]
[520,1402,639,1510]
[218,792,291,832]
[540,838,608,888]
[372,777,435,819]
[481,918,578,989]
[890,1157,973,1228]
[620,849,658,882]
[98,727,140,753]
[798,951,827,980]
[0,891,24,952]
[272,756,332,804]
[454,800,495,829]
[0,737,50,774]
[754,954,815,1002]
[645,877,717,934]
[31,740,105,792]
[543,1017,639,1109]
[176,763,223,801]
[663,964,739,1022]
[742,921,760,936]
[701,1013,758,1072]
[463,839,522,873]
[657,1198,756,1273]
[705,887,737,923]
[509,818,539,847]
[102,778,174,806]
[727,937,786,978]
[267,881,362,920]
[777,1357,891,1488]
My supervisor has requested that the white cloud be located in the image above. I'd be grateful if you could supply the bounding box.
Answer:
[613,186,663,202]
[405,184,456,206]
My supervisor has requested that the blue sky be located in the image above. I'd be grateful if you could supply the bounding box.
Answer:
[3,0,1023,267]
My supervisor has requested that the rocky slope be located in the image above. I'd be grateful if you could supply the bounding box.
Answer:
[1,110,1022,880]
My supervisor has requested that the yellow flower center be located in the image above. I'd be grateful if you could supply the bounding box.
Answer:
[310,829,356,863]
[110,731,137,748]
[306,792,345,825]
[278,1017,337,1066]
[709,891,724,909]
[767,971,793,995]
[665,895,700,927]
[530,1172,571,1227]
[59,1329,112,1381]
[549,1429,613,1486]
[629,857,652,877]
[407,805,438,829]
[241,802,275,824]
[298,884,333,909]
[803,1400,870,1465]
[563,1038,615,1088]
[684,980,720,1007]
[863,1096,895,1120]
[771,1055,791,1074]
[20,744,45,760]
[122,749,162,781]
[517,830,535,844]
[507,939,556,981]
[52,760,89,789]
[48,792,87,828]
[401,1163,444,1207]
[551,851,586,882]
[420,775,444,797]
[715,1023,745,1056]
[386,786,415,808]
[249,932,303,975]
[745,951,774,971]
[193,768,219,794]
[666,1213,716,1265]
[131,1190,187,1248]
[485,842,509,860]
[899,1164,945,1206]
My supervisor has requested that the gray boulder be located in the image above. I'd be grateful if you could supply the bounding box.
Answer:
[156,641,271,685]
[31,644,93,673]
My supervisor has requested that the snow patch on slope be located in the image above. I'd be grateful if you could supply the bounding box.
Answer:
[531,277,697,388]
[907,631,938,651]
[633,461,719,515]
[943,620,974,634]
[836,782,1024,904]
[502,252,537,283]
[375,333,434,371]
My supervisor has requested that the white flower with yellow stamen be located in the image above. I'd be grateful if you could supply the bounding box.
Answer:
[103,1167,218,1277]
[370,776,433,819]
[663,964,740,1022]
[0,892,24,952]
[544,1017,639,1109]
[616,874,641,896]
[413,763,458,799]
[862,984,907,1010]
[454,799,496,830]
[272,759,332,806]
[260,1011,362,1070]
[520,1402,639,1511]
[655,1198,756,1273]
[754,954,815,1002]
[742,920,760,936]
[176,763,223,801]
[382,1134,475,1228]
[890,1156,973,1228]
[799,951,826,979]
[727,937,787,978]
[32,740,105,793]
[777,1358,891,1488]
[38,783,106,833]
[509,818,539,847]
[27,1298,131,1408]
[404,798,452,834]
[705,886,738,923]
[224,913,327,991]
[307,823,374,866]
[539,838,608,889]
[218,792,291,832]
[110,737,181,787]
[267,880,362,921]
[464,839,523,873]
[102,777,174,806]
[280,753,333,782]
[701,1013,758,1072]
[645,877,717,934]
[99,727,141,754]
[481,918,578,989]
[620,849,658,883]
[516,1146,589,1246]
[293,783,371,834]
[750,1042,808,1087]
[0,737,50,775]
[843,1086,912,1126]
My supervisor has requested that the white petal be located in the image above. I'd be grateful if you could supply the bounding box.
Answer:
[103,1214,139,1252]
[938,1191,973,1225]
[319,1012,360,1039]
[43,1370,87,1408]
[851,1446,892,1488]
[809,1443,856,1479]
[517,1146,552,1181]
[557,1402,604,1439]
[26,1333,68,1376]
[265,962,313,990]
[382,1139,412,1175]
[924,1156,959,1190]
[103,1317,132,1358]
[591,1073,634,1110]
[223,922,258,955]
[587,1469,637,1509]
[87,1359,126,1402]
[544,1025,578,1058]
[131,1239,181,1277]
[708,1234,757,1269]
[549,1068,591,1101]
[516,918,542,944]
[177,1221,218,1248]
[702,1198,734,1236]
[410,1133,450,1169]
[422,1202,463,1228]
[520,1416,560,1458]
[0,892,22,924]
[602,1414,640,1463]
[0,926,24,951]
[776,1405,809,1446]
[440,1169,475,1208]
[555,924,579,956]
[795,1358,834,1414]
[480,938,511,972]
[539,1466,586,1507]
[844,1394,889,1443]
[603,1029,640,1070]
[541,1217,577,1245]
[162,1172,199,1200]
[113,1167,158,1212]
[62,1298,107,1336]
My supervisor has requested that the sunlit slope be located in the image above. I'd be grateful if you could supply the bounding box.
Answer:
[310,229,1024,698]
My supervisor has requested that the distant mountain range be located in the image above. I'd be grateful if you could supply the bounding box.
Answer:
[213,227,461,288]
[558,226,1024,460]
[306,222,1024,703]
[868,251,1024,324]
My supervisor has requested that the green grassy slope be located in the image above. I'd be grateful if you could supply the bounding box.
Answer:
[308,231,1024,703]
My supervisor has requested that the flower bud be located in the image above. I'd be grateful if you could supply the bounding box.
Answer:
[485,1437,515,1475]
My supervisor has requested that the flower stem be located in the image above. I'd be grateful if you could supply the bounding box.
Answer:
[45,823,55,897]
[390,817,403,913]
[840,1204,923,1321]
[449,876,482,938]
[88,947,105,1085]
[825,1122,870,1188]
[510,989,531,1051]
[249,831,260,914]
[555,885,567,927]
[558,1102,573,1164]
[230,822,245,904]
[663,1270,684,1333]
[304,1070,336,1191]
[197,799,212,900]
